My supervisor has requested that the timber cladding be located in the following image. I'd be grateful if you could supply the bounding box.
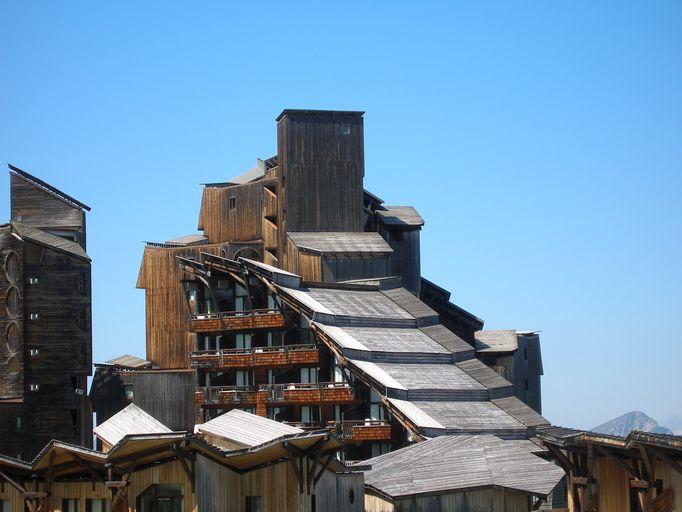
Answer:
[136,242,232,369]
[199,181,263,244]
[0,228,24,401]
[277,111,366,258]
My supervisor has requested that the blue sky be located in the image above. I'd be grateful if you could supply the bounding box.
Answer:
[1,1,680,430]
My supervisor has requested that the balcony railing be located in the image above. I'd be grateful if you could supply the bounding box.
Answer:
[331,420,392,442]
[260,382,357,405]
[190,344,318,370]
[195,386,258,406]
[188,309,286,333]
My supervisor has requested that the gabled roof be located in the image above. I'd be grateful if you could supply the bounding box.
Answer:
[377,206,424,227]
[287,232,393,255]
[364,434,564,499]
[474,330,519,353]
[11,222,89,260]
[93,404,171,446]
[8,164,91,211]
[164,233,208,246]
[104,354,152,369]
[195,409,304,448]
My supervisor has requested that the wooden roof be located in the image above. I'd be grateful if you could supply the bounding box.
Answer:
[195,409,304,448]
[287,232,393,255]
[377,206,424,226]
[93,404,172,446]
[164,233,208,246]
[8,164,91,211]
[225,160,267,186]
[104,354,152,369]
[11,222,89,260]
[276,109,364,121]
[364,434,564,499]
[474,330,519,353]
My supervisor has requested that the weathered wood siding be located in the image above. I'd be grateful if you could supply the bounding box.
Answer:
[136,243,230,369]
[10,174,84,232]
[365,491,394,512]
[379,226,421,294]
[277,111,365,259]
[390,489,529,512]
[199,182,263,244]
[597,457,630,512]
[0,228,24,400]
[93,369,196,432]
[316,469,365,512]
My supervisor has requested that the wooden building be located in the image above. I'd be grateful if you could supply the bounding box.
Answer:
[0,404,364,512]
[363,434,565,511]
[538,427,682,512]
[0,165,92,461]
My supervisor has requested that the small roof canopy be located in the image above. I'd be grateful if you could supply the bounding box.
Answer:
[377,206,424,227]
[195,409,304,448]
[94,404,171,447]
[364,435,565,500]
[11,222,89,261]
[287,232,393,255]
[164,234,208,247]
[474,330,519,353]
[104,354,152,369]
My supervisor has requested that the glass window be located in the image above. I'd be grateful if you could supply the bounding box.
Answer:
[0,500,9,512]
[236,371,252,387]
[236,334,251,350]
[300,367,317,384]
[136,484,183,512]
[86,499,110,512]
[124,385,134,401]
[371,443,390,457]
[245,496,261,512]
[62,499,80,512]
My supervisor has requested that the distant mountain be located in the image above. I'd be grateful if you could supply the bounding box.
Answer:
[592,411,674,436]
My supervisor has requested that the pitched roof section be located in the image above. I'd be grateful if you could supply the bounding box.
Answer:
[104,354,152,369]
[11,222,89,261]
[226,159,268,186]
[195,409,304,448]
[377,206,424,226]
[8,164,91,211]
[287,232,393,255]
[364,435,565,499]
[93,404,172,446]
[475,330,519,353]
[164,234,208,246]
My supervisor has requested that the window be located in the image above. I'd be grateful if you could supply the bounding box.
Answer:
[124,384,134,401]
[371,443,390,457]
[86,499,109,512]
[340,123,351,135]
[29,383,40,392]
[27,277,39,285]
[300,367,317,384]
[29,348,39,357]
[0,499,9,512]
[16,416,22,430]
[62,499,80,512]
[370,390,385,421]
[229,196,236,210]
[245,496,262,512]
[29,312,40,320]
[25,243,44,264]
[236,334,251,350]
[236,371,252,387]
[75,273,87,295]
[136,484,183,512]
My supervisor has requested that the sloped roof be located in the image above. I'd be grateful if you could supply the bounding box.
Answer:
[11,222,89,260]
[287,232,393,255]
[9,164,91,211]
[104,354,152,369]
[195,409,304,448]
[364,435,565,499]
[474,330,519,353]
[226,160,267,185]
[93,404,171,446]
[164,234,208,246]
[377,206,424,226]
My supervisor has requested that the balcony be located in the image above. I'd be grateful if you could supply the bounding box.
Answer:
[190,344,319,370]
[188,309,286,333]
[261,382,358,405]
[195,386,259,407]
[333,420,392,443]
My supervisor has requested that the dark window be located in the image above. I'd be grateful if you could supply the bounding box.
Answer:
[349,489,355,504]
[524,379,529,391]
[245,496,262,512]
[76,273,87,295]
[124,384,134,401]
[229,196,236,210]
[61,499,80,512]
[25,243,44,264]
[340,123,351,135]
[136,484,183,512]
[86,499,109,512]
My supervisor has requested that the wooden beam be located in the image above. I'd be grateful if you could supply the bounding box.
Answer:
[545,444,577,475]
[0,469,28,495]
[313,455,335,486]
[69,453,104,482]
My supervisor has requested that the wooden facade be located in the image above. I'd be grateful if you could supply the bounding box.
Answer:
[539,427,682,512]
[0,166,92,461]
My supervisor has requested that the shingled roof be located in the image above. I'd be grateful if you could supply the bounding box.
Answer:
[11,222,89,261]
[287,232,393,255]
[93,404,171,447]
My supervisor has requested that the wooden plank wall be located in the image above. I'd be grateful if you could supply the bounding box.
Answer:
[392,489,529,512]
[22,243,92,455]
[277,112,365,260]
[597,456,630,512]
[136,242,231,369]
[0,228,24,401]
[379,226,421,294]
[199,182,263,244]
[10,174,84,232]
[365,492,395,512]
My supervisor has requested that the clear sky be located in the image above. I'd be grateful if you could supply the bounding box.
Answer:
[1,1,680,430]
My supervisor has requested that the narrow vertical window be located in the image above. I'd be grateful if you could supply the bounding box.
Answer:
[229,196,236,210]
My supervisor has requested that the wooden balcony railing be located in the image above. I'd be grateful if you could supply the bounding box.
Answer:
[188,309,286,333]
[195,386,258,406]
[259,382,357,405]
[190,344,318,370]
[282,420,392,443]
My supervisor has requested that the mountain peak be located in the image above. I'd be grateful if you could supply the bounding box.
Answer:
[592,411,673,437]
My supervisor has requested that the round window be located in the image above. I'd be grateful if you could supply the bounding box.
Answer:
[5,286,19,318]
[75,308,88,331]
[5,252,19,283]
[6,322,20,354]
